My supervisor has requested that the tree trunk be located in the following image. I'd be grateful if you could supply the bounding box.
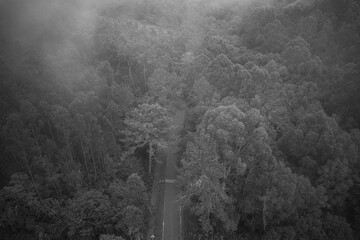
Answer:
[66,137,74,162]
[31,126,42,155]
[222,165,231,190]
[143,57,147,88]
[25,157,42,201]
[47,118,54,140]
[80,138,90,176]
[149,142,152,175]
[16,132,42,201]
[90,143,97,177]
[262,194,269,232]
[127,60,136,93]
[52,182,59,197]
[242,165,255,196]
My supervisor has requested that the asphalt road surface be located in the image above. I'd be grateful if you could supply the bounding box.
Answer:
[162,109,185,240]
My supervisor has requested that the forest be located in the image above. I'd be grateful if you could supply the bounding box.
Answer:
[0,0,360,239]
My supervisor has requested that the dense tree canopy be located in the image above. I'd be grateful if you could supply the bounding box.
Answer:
[1,0,360,239]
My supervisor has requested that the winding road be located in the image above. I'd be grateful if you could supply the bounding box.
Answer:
[162,108,185,240]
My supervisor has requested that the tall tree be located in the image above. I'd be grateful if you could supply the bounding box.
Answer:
[196,104,272,190]
[179,130,234,232]
[122,103,173,174]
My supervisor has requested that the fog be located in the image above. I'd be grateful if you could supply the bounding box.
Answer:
[0,0,130,68]
[1,0,358,239]
[0,0,260,83]
[0,0,255,51]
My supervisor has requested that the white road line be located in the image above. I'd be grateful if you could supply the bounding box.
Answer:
[162,220,165,240]
[180,204,182,240]
[162,190,166,240]
[159,179,176,184]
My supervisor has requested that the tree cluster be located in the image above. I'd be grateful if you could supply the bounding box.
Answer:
[1,0,360,239]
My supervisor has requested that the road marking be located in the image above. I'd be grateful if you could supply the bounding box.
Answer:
[159,179,176,184]
[162,188,166,240]
[162,220,165,240]
[180,204,182,240]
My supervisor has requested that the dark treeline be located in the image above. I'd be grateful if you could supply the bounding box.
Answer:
[0,0,359,239]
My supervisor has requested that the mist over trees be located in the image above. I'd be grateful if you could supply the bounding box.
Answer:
[0,0,360,239]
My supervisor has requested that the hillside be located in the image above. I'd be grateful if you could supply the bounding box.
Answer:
[0,0,360,239]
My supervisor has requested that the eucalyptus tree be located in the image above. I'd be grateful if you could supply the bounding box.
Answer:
[179,130,233,232]
[122,103,173,174]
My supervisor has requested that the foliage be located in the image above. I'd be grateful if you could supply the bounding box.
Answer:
[122,103,173,175]
[147,68,184,104]
[1,0,360,239]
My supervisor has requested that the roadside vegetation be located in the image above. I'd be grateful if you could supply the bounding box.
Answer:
[1,0,360,239]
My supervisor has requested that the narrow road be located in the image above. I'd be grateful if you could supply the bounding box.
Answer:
[162,108,185,240]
